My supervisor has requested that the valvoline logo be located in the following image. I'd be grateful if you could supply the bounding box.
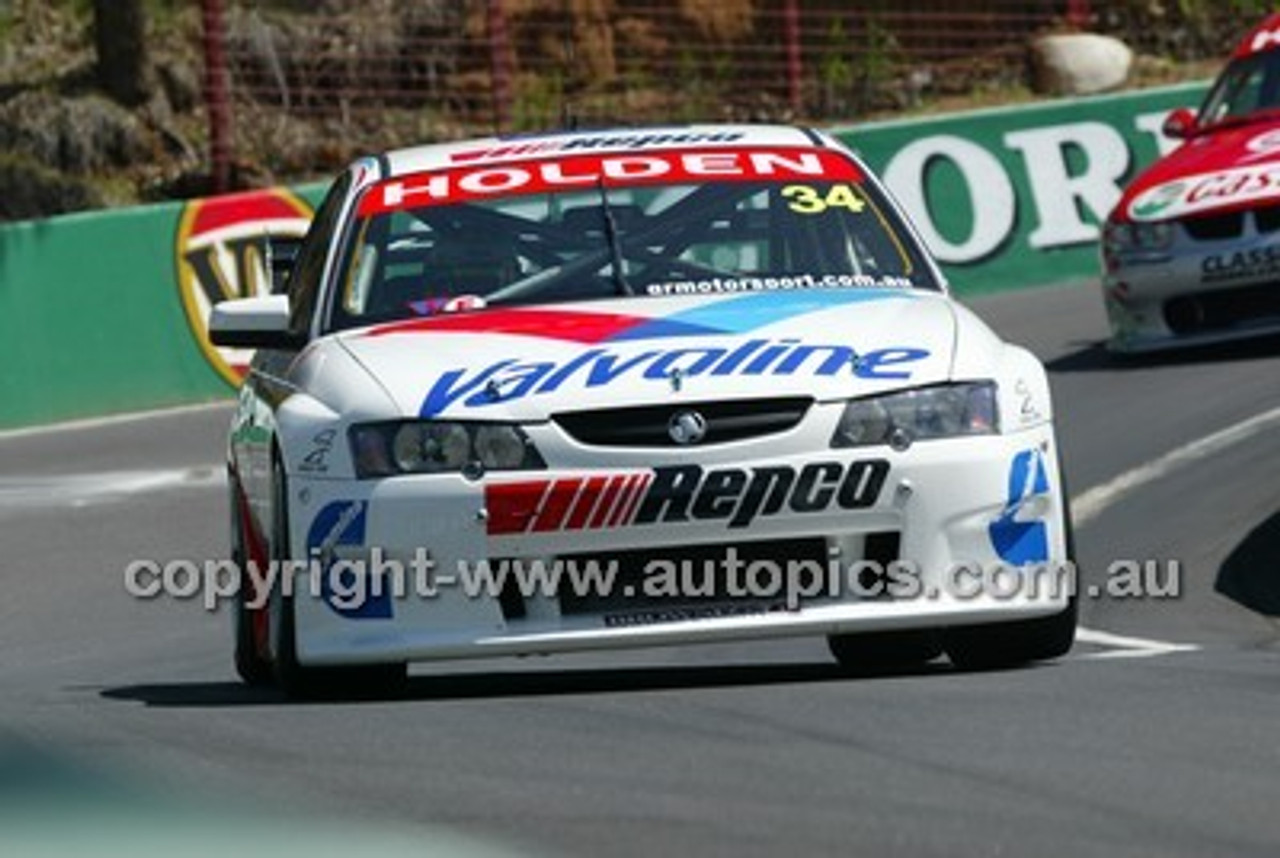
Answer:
[175,189,314,387]
[422,339,930,417]
[387,290,932,417]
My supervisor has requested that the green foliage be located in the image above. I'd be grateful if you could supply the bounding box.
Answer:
[816,14,902,116]
[513,69,564,131]
[1096,0,1276,59]
[818,18,852,112]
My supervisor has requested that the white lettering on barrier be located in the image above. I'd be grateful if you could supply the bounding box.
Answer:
[882,134,1015,264]
[1002,122,1129,249]
[875,108,1191,267]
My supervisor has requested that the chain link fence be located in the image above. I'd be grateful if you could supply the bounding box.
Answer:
[193,0,1277,190]
[200,1,1097,188]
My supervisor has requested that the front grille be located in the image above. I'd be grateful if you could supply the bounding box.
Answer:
[1182,211,1244,241]
[553,397,811,447]
[1180,207,1280,240]
[494,532,904,622]
[556,537,830,617]
[1163,282,1280,334]
[1255,205,1280,234]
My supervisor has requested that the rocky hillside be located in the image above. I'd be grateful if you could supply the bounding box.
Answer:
[0,0,1236,223]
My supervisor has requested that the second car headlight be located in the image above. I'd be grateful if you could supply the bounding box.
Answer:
[830,382,998,449]
[350,421,546,478]
[1103,219,1174,253]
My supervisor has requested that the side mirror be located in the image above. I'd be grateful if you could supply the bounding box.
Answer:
[208,294,304,349]
[265,236,303,294]
[1162,107,1198,140]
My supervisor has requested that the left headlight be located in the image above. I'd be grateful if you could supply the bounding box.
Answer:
[1103,219,1173,253]
[830,382,998,449]
[349,421,546,478]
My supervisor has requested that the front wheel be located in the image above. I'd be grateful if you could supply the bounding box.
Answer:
[943,596,1077,671]
[268,457,407,700]
[944,480,1079,671]
[230,479,272,686]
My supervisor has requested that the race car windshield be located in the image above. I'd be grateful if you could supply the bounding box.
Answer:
[1198,48,1280,129]
[330,156,938,329]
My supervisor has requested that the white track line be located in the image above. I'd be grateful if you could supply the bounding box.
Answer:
[1072,404,1280,528]
[1075,627,1200,660]
[0,468,224,509]
[1072,406,1280,658]
[0,400,233,441]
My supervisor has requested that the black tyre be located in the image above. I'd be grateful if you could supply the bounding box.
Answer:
[944,477,1079,671]
[828,629,943,674]
[943,596,1077,671]
[268,457,407,700]
[230,480,273,686]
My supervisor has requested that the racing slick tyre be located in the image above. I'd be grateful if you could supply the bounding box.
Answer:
[943,482,1078,671]
[268,457,407,700]
[942,596,1077,671]
[230,478,273,686]
[827,629,944,674]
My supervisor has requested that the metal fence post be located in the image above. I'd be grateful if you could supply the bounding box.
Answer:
[785,0,802,115]
[201,0,233,193]
[488,0,513,134]
[1066,0,1092,27]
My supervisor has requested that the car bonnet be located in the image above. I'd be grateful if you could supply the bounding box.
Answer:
[334,289,958,422]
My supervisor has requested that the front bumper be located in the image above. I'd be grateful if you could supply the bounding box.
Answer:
[1103,222,1280,352]
[285,425,1069,665]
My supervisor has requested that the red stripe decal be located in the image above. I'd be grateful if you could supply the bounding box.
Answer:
[613,472,652,527]
[531,478,583,532]
[485,480,551,536]
[365,307,650,343]
[565,476,610,530]
[588,476,627,529]
[606,474,643,528]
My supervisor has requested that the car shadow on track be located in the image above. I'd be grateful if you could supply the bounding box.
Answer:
[98,660,961,707]
[1215,507,1280,618]
[1046,333,1280,373]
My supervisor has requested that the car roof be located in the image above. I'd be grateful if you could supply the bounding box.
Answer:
[379,124,833,178]
[1233,13,1280,59]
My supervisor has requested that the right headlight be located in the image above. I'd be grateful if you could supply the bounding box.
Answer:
[349,420,546,478]
[830,382,998,450]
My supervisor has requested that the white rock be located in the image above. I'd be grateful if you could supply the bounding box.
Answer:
[1031,33,1133,96]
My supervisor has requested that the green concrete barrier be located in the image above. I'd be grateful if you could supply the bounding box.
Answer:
[0,202,218,429]
[0,82,1209,430]
[0,188,321,430]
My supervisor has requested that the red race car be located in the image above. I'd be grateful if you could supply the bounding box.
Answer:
[1102,13,1280,352]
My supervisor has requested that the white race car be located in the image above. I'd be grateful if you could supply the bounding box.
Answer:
[211,124,1075,697]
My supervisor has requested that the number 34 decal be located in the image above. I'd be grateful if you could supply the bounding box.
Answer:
[782,183,866,215]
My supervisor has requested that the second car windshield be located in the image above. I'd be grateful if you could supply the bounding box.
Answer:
[1199,49,1280,127]
[330,157,938,330]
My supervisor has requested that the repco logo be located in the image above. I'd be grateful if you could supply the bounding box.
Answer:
[486,459,889,535]
[175,190,313,386]
[636,460,889,528]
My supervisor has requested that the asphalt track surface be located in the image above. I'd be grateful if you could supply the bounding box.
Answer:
[3,279,1280,856]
